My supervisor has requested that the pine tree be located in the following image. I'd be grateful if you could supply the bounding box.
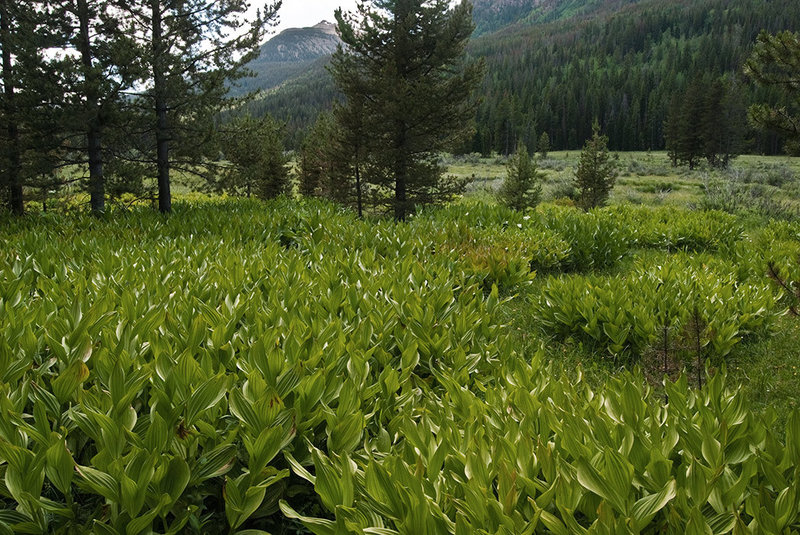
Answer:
[574,122,617,211]
[745,30,800,155]
[663,81,705,169]
[298,113,340,199]
[664,94,682,167]
[331,0,484,220]
[538,131,550,159]
[0,0,60,214]
[215,114,289,199]
[298,111,368,214]
[701,80,727,168]
[56,0,144,213]
[701,78,746,168]
[333,96,369,218]
[127,0,281,213]
[665,78,747,169]
[0,0,23,214]
[498,143,542,211]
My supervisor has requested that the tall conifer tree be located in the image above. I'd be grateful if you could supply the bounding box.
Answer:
[55,0,144,213]
[127,0,281,213]
[1,0,59,214]
[331,0,484,220]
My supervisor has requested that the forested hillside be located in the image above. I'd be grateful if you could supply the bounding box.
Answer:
[471,0,800,155]
[471,0,636,36]
[245,0,800,153]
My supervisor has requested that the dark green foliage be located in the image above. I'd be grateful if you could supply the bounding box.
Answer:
[574,122,618,210]
[702,79,748,168]
[215,115,289,200]
[537,131,550,159]
[297,112,356,206]
[0,0,61,215]
[745,30,800,155]
[126,0,281,213]
[473,0,800,156]
[665,81,705,170]
[665,78,747,169]
[471,0,800,155]
[239,0,800,154]
[330,0,484,220]
[498,143,542,211]
[0,0,25,214]
[238,57,337,150]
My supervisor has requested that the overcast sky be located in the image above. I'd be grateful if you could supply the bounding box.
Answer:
[266,0,360,33]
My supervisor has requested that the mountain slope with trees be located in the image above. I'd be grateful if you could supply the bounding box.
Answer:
[231,21,340,96]
[471,0,800,155]
[245,0,800,154]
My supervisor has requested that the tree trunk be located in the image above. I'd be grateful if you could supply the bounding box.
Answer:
[354,159,363,219]
[394,158,407,221]
[152,0,171,213]
[1,0,23,215]
[393,123,408,221]
[77,0,105,214]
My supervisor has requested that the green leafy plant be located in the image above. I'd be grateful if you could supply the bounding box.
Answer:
[534,256,778,359]
[1,198,797,534]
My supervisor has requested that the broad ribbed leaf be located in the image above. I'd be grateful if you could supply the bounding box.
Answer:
[279,500,336,535]
[631,479,676,525]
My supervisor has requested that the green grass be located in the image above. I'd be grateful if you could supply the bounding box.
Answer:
[451,151,800,210]
[728,315,800,434]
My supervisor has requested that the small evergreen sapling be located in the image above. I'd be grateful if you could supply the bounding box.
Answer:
[538,131,550,159]
[498,143,542,211]
[574,122,618,211]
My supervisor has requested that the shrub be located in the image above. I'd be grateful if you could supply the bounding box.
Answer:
[498,144,543,211]
[537,205,631,271]
[533,256,778,358]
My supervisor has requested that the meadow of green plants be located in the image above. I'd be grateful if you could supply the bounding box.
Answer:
[2,189,800,533]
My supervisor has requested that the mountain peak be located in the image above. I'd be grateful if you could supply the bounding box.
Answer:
[313,21,336,34]
[259,22,341,63]
[231,20,341,95]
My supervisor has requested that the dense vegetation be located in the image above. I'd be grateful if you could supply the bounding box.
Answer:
[470,0,800,155]
[0,0,279,215]
[3,0,800,531]
[1,198,799,533]
[247,0,800,154]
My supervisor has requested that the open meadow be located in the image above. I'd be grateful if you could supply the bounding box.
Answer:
[2,156,800,533]
[453,152,800,217]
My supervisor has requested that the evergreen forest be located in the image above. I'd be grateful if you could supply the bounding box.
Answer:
[247,0,800,154]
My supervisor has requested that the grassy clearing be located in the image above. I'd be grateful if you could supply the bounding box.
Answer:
[449,151,800,213]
